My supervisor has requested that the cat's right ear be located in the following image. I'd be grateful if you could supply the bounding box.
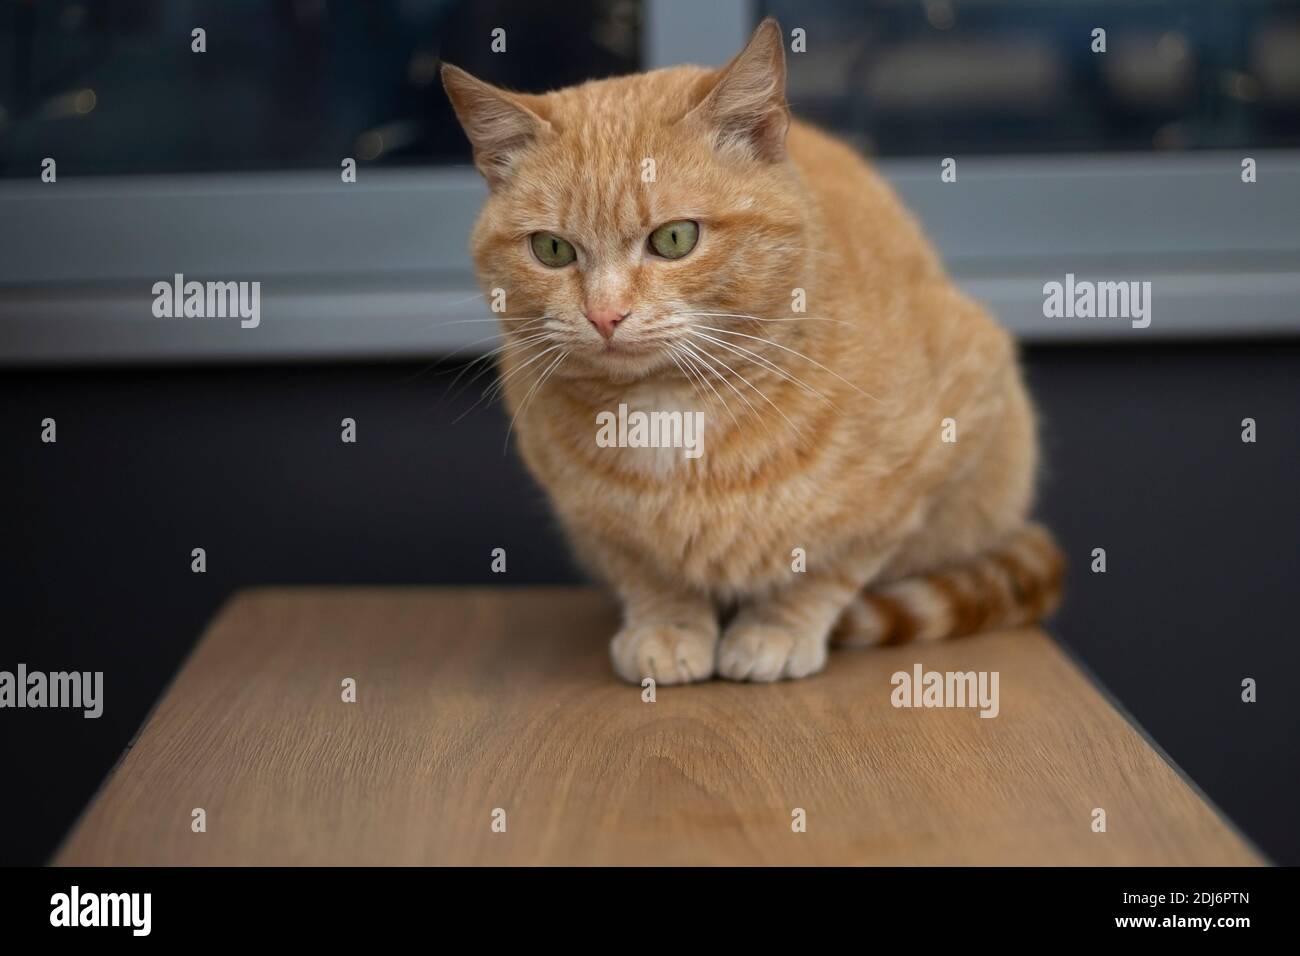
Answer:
[441,63,552,189]
[683,17,789,162]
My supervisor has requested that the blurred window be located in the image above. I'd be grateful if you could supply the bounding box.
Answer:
[766,0,1300,156]
[0,0,642,177]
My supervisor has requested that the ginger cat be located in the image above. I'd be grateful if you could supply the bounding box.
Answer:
[442,18,1062,684]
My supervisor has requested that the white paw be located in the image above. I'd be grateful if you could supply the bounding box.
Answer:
[717,622,828,682]
[610,622,717,685]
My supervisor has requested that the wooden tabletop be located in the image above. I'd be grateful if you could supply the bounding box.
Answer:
[56,587,1260,866]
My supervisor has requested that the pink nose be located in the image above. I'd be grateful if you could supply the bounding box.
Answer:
[586,309,627,341]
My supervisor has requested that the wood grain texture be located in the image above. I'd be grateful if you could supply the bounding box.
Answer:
[56,587,1260,866]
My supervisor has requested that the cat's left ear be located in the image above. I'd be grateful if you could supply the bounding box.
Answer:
[441,63,553,188]
[684,17,789,162]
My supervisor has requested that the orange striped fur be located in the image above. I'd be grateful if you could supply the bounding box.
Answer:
[443,20,1060,683]
[833,524,1065,648]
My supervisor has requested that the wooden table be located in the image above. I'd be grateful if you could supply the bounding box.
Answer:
[56,587,1261,865]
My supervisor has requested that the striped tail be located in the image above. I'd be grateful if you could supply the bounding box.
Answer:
[831,523,1065,647]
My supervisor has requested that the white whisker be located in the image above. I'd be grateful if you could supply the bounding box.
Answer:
[423,291,487,313]
[504,349,567,452]
[436,322,547,372]
[690,324,883,404]
[481,340,564,405]
[663,346,708,407]
[688,328,836,408]
[401,325,543,386]
[431,315,556,330]
[673,343,744,433]
[446,330,551,398]
[680,339,794,437]
[672,310,852,327]
[454,340,563,424]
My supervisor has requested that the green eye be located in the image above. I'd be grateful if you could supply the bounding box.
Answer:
[648,220,699,259]
[530,232,576,268]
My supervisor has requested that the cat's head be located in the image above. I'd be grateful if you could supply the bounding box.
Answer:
[442,18,808,383]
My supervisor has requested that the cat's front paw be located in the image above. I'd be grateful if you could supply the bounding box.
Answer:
[610,622,717,685]
[717,622,828,682]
